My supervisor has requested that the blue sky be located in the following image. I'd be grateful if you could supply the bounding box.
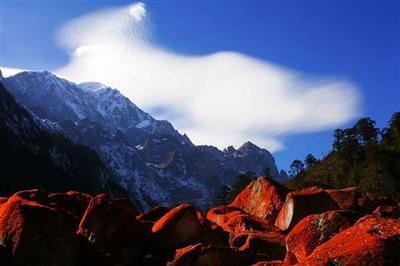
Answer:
[2,0,399,171]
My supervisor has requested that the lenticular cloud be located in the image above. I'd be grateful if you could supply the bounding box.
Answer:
[55,2,361,152]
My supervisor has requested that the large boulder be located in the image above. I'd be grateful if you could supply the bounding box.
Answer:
[326,187,370,211]
[168,243,249,266]
[373,205,400,219]
[207,205,280,234]
[137,206,170,222]
[200,220,230,246]
[274,187,339,231]
[48,191,92,218]
[0,190,79,266]
[230,232,286,262]
[77,194,145,265]
[230,176,290,221]
[114,197,141,216]
[299,215,400,265]
[206,205,246,231]
[152,204,203,249]
[285,210,361,263]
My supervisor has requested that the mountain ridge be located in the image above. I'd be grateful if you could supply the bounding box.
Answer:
[3,70,286,210]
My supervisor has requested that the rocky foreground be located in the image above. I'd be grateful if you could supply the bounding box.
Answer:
[0,177,399,266]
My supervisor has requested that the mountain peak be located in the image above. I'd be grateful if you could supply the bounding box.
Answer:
[238,141,261,152]
[79,82,108,92]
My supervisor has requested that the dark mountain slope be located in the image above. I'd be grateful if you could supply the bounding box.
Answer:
[0,81,124,196]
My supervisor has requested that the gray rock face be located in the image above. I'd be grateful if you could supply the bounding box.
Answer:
[0,81,122,196]
[4,71,283,210]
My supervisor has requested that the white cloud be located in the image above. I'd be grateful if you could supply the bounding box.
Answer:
[51,2,360,152]
[129,2,146,22]
[1,67,26,77]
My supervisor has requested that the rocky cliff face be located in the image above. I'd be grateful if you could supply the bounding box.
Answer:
[0,81,123,197]
[4,71,284,210]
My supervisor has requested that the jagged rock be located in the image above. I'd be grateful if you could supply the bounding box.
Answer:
[285,210,361,263]
[299,215,400,265]
[152,204,203,249]
[207,205,280,234]
[168,243,249,266]
[373,204,400,219]
[48,191,92,218]
[274,187,339,231]
[0,190,79,266]
[230,232,286,262]
[230,176,290,221]
[138,206,170,221]
[77,194,145,265]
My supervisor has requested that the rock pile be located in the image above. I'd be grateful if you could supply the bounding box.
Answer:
[0,176,398,265]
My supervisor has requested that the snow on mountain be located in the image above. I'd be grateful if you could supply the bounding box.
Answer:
[4,70,284,210]
[0,81,125,197]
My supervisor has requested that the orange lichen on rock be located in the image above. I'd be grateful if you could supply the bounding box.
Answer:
[77,194,145,265]
[274,188,339,231]
[285,210,360,263]
[0,190,79,266]
[325,187,370,211]
[0,197,8,205]
[230,176,290,221]
[207,205,280,234]
[152,204,203,249]
[298,215,400,265]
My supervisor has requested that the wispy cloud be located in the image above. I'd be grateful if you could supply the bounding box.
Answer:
[53,2,359,151]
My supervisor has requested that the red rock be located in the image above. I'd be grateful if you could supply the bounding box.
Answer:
[207,205,280,234]
[230,232,286,261]
[274,188,339,231]
[48,191,92,218]
[196,210,207,225]
[12,189,49,204]
[206,205,245,230]
[0,197,8,205]
[285,210,361,263]
[168,243,249,266]
[0,191,79,266]
[326,187,370,210]
[137,206,171,222]
[230,176,290,221]
[77,194,145,265]
[252,261,283,266]
[373,205,400,219]
[299,215,400,265]
[152,204,203,249]
[200,220,229,246]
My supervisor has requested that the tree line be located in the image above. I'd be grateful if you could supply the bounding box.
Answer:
[287,112,400,199]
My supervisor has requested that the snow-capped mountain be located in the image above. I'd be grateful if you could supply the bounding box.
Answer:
[3,70,284,210]
[0,78,124,197]
[199,141,281,178]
